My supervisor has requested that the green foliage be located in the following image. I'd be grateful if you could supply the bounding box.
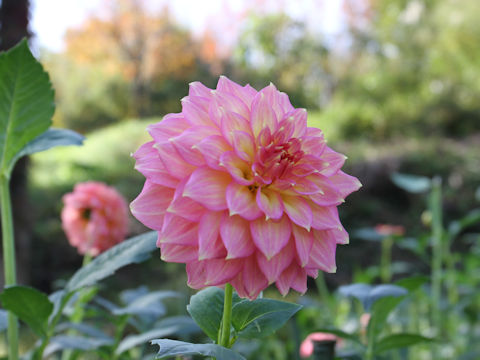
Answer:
[231,298,302,339]
[187,287,225,342]
[0,286,53,338]
[152,339,246,360]
[374,333,435,355]
[0,39,54,178]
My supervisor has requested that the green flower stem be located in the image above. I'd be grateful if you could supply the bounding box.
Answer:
[430,177,443,344]
[219,283,233,348]
[0,174,19,360]
[380,236,393,283]
[315,272,335,321]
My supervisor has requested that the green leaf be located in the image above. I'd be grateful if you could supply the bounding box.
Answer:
[10,128,84,173]
[232,298,302,339]
[55,322,113,341]
[367,295,406,341]
[113,291,181,317]
[339,284,407,311]
[44,335,113,357]
[448,208,480,238]
[395,275,429,292]
[66,231,157,292]
[0,286,53,338]
[374,333,434,354]
[152,339,246,360]
[187,287,225,341]
[0,310,7,332]
[0,39,55,178]
[313,328,364,345]
[391,173,431,194]
[115,317,198,355]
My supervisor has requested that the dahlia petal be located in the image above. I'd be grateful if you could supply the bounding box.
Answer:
[189,81,213,98]
[198,211,227,260]
[260,83,294,121]
[160,243,198,263]
[183,167,231,211]
[159,213,198,246]
[282,108,307,138]
[319,147,347,176]
[232,130,255,161]
[293,177,321,195]
[220,214,256,259]
[328,171,362,198]
[220,110,252,145]
[230,255,268,300]
[212,89,250,120]
[256,187,284,220]
[226,183,263,220]
[187,259,242,288]
[148,113,190,143]
[250,215,291,259]
[217,76,256,107]
[309,203,341,230]
[308,174,344,206]
[219,151,254,185]
[258,127,272,147]
[256,240,295,283]
[275,263,299,296]
[155,141,196,179]
[306,229,337,272]
[167,178,205,222]
[291,225,314,267]
[322,226,350,245]
[301,135,327,156]
[170,126,218,166]
[181,96,215,126]
[289,266,307,294]
[251,91,278,138]
[295,154,329,174]
[282,194,312,230]
[195,135,232,170]
[130,181,174,231]
[133,142,178,188]
[306,268,319,278]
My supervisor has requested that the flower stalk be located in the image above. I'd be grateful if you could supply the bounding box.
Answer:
[219,283,234,348]
[0,174,19,360]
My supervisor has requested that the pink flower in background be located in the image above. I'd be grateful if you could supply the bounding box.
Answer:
[62,182,128,256]
[374,224,405,237]
[131,76,361,299]
[300,332,338,358]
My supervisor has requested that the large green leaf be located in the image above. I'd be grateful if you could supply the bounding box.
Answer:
[152,339,245,360]
[8,128,84,174]
[0,286,53,338]
[374,333,434,355]
[66,231,157,292]
[44,335,113,357]
[339,284,407,311]
[113,291,181,317]
[115,317,198,355]
[232,298,302,339]
[367,295,406,342]
[0,39,54,178]
[187,287,225,341]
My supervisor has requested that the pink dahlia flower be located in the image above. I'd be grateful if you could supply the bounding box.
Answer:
[131,76,361,299]
[62,181,129,256]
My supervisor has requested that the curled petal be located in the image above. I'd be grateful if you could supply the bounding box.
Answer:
[195,135,232,170]
[306,229,337,272]
[159,213,198,246]
[293,177,321,195]
[291,225,314,267]
[220,110,252,145]
[167,178,205,222]
[133,142,178,188]
[160,243,198,263]
[256,187,284,220]
[282,194,312,230]
[328,171,362,198]
[281,108,307,138]
[230,256,269,300]
[260,83,294,122]
[130,181,174,231]
[257,240,295,283]
[181,95,215,126]
[251,91,278,138]
[307,174,344,206]
[217,76,256,107]
[232,130,255,162]
[189,81,213,98]
[220,214,256,259]
[250,215,291,259]
[170,126,218,166]
[276,263,307,296]
[147,113,189,143]
[320,147,347,176]
[187,259,242,288]
[226,183,263,220]
[198,212,227,260]
[183,167,231,211]
[155,141,196,179]
[220,151,254,185]
[309,202,341,230]
[212,89,250,120]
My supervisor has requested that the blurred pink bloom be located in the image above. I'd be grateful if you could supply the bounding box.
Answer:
[62,182,128,256]
[131,76,361,299]
[374,224,405,237]
[300,332,338,358]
